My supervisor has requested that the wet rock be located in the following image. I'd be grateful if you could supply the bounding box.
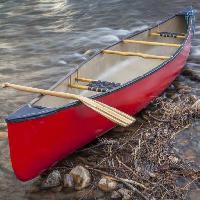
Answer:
[63,174,74,188]
[41,170,61,189]
[111,190,121,199]
[118,188,132,200]
[98,177,118,192]
[69,165,91,190]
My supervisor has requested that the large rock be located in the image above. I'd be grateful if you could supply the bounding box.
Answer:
[41,170,61,189]
[98,177,118,192]
[69,165,91,190]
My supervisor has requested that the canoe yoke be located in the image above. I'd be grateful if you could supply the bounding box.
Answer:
[67,29,185,93]
[69,76,121,92]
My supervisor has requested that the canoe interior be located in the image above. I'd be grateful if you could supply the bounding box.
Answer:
[33,15,187,108]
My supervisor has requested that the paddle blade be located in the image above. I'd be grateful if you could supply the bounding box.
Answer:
[80,97,135,127]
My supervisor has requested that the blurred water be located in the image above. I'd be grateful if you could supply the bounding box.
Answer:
[0,0,199,199]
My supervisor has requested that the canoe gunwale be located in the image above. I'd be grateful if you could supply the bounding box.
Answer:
[6,7,193,123]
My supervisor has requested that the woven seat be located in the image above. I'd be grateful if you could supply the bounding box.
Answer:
[87,80,121,92]
[160,32,185,38]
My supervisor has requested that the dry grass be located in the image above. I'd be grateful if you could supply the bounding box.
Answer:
[42,68,200,199]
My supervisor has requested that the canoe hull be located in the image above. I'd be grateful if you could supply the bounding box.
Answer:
[7,32,192,181]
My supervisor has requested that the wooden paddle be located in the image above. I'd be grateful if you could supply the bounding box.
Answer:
[1,83,136,127]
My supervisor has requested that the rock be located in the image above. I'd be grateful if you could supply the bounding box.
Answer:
[98,177,118,192]
[118,188,132,200]
[148,171,156,178]
[111,190,121,199]
[63,174,74,188]
[69,165,91,190]
[41,170,61,189]
[169,155,179,163]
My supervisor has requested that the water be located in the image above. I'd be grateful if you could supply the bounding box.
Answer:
[0,0,199,199]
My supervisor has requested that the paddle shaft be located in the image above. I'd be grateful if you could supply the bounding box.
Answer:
[2,83,80,100]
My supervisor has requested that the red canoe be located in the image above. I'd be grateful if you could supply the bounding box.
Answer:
[6,8,194,181]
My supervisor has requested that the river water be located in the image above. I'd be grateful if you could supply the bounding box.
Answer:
[0,0,199,199]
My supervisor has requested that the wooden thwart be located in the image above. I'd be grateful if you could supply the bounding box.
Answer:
[103,50,170,60]
[123,39,181,47]
[69,83,89,90]
[75,77,95,83]
[150,32,186,39]
[2,83,135,127]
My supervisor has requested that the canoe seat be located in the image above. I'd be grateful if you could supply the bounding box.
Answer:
[69,77,121,92]
[160,32,185,38]
[151,32,186,39]
[87,80,121,92]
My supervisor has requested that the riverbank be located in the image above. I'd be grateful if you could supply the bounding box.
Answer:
[23,67,200,200]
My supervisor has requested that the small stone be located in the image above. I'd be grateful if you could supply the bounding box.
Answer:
[148,171,156,178]
[63,174,74,188]
[169,155,179,163]
[98,177,118,192]
[69,165,91,190]
[41,170,61,189]
[118,188,132,200]
[111,190,121,199]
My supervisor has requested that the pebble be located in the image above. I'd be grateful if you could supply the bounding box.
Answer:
[98,177,118,192]
[111,190,121,199]
[69,165,91,190]
[41,170,61,189]
[63,174,74,188]
[169,155,179,163]
[118,188,132,200]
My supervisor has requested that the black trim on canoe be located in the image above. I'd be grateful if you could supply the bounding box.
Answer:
[6,7,194,123]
